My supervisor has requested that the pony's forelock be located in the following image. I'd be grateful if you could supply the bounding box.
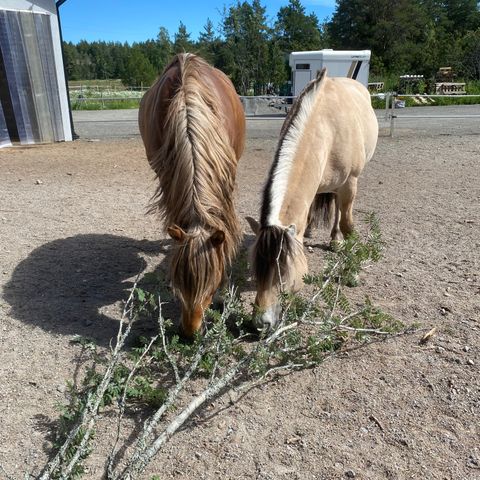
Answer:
[170,228,225,308]
[252,225,302,291]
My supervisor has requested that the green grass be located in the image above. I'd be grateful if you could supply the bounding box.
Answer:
[70,87,144,110]
[69,83,145,110]
[370,77,480,108]
[68,79,126,90]
[71,98,142,110]
[371,92,480,109]
[415,95,480,106]
[466,80,480,95]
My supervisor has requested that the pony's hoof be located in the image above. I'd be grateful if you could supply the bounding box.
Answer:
[329,239,343,252]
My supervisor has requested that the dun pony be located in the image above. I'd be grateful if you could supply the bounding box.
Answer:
[247,68,378,330]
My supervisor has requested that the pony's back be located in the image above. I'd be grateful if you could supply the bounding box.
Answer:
[321,75,378,161]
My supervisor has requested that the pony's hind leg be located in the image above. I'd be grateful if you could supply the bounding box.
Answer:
[330,195,342,245]
[337,177,358,239]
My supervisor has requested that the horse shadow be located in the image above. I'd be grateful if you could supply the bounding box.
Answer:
[3,232,260,347]
[3,234,171,346]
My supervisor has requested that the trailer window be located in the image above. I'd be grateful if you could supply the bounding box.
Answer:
[296,63,310,70]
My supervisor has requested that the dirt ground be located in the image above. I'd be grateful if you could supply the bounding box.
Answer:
[0,119,479,480]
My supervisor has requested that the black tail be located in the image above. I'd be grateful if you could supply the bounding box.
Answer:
[305,193,335,236]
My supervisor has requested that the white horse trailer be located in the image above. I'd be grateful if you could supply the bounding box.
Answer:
[289,49,371,96]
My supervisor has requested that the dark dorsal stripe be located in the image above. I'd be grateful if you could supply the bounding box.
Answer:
[260,68,327,226]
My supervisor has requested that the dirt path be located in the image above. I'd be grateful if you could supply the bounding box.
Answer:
[0,124,479,479]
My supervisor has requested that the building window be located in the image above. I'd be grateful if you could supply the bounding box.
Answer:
[296,63,310,70]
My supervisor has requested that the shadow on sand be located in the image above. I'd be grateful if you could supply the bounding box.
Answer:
[3,232,259,346]
[3,234,169,346]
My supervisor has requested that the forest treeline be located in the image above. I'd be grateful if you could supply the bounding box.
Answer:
[62,0,480,94]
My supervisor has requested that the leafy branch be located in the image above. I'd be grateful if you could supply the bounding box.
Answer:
[31,213,409,480]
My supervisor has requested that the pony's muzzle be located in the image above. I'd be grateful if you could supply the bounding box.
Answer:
[253,303,282,331]
[180,297,211,337]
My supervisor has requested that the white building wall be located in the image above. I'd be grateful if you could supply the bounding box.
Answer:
[0,0,72,143]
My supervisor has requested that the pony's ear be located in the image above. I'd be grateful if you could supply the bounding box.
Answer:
[286,224,296,237]
[210,230,225,247]
[167,225,186,242]
[316,67,327,80]
[246,216,260,235]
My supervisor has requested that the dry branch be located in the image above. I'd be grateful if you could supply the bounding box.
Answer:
[39,279,140,480]
[35,215,402,480]
[107,333,159,478]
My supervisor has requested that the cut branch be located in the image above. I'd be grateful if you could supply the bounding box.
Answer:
[39,279,140,480]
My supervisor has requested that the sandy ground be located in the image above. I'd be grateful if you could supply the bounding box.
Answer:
[0,116,479,479]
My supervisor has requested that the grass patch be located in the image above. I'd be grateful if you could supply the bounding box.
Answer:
[371,93,480,109]
[69,79,126,90]
[71,99,142,110]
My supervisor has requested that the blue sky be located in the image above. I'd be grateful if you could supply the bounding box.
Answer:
[59,0,336,45]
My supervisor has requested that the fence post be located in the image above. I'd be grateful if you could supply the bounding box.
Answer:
[384,93,390,121]
[389,93,396,137]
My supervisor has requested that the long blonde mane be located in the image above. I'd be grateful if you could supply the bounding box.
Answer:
[142,54,242,306]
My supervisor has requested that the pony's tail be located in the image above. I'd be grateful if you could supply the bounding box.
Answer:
[305,193,335,237]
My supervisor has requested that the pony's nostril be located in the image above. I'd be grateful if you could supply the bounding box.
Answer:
[262,326,271,334]
[261,321,273,333]
[253,316,265,330]
[253,313,274,332]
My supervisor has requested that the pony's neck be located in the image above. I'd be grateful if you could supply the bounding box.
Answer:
[262,83,324,233]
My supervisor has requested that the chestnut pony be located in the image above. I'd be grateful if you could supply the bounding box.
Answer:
[247,68,378,330]
[138,53,245,336]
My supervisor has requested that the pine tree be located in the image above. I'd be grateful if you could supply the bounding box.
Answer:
[275,0,323,53]
[222,0,270,94]
[173,22,194,54]
[156,27,173,71]
[123,48,156,87]
[198,18,220,65]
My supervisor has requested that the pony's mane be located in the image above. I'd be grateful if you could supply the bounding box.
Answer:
[261,68,328,227]
[252,225,302,290]
[149,53,241,261]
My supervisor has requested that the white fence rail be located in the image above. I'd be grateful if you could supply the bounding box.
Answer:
[71,91,480,137]
[382,93,480,136]
[69,85,149,92]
